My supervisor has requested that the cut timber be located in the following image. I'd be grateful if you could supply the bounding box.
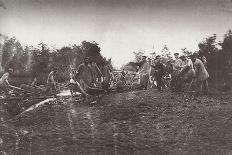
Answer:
[8,85,27,92]
[0,96,55,102]
[20,84,43,93]
[0,97,23,101]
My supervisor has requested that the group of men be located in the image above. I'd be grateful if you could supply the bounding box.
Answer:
[0,67,59,98]
[132,52,209,95]
[136,55,166,91]
[45,57,112,96]
[171,53,209,94]
[0,57,111,98]
[69,57,111,96]
[0,52,210,98]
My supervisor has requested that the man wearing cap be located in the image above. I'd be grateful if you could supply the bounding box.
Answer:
[153,55,165,91]
[189,55,209,95]
[0,68,13,97]
[173,53,182,73]
[170,53,184,92]
[138,56,150,90]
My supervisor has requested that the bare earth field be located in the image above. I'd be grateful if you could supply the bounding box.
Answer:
[1,89,232,155]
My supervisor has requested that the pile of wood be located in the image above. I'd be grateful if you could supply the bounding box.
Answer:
[0,84,54,116]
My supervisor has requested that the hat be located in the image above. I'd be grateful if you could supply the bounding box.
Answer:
[8,68,13,73]
[155,55,161,59]
[174,53,179,56]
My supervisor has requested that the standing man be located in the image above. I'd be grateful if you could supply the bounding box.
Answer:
[198,51,207,69]
[179,55,195,81]
[121,69,126,84]
[31,77,37,86]
[138,56,150,90]
[101,62,111,90]
[170,53,184,92]
[45,68,57,95]
[69,70,89,97]
[89,60,103,85]
[0,68,13,97]
[153,55,165,91]
[173,53,182,75]
[75,57,93,92]
[189,55,209,95]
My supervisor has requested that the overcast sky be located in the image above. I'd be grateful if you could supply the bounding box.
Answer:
[0,0,232,68]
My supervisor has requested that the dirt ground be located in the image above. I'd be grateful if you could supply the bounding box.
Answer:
[1,89,232,155]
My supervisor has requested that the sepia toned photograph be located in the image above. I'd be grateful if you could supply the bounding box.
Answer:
[0,0,232,154]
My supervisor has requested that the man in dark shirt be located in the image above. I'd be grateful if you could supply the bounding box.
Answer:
[121,69,126,84]
[75,57,106,96]
[75,57,93,91]
[153,55,164,91]
[89,60,103,85]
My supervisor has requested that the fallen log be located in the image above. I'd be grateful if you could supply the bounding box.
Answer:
[0,97,23,101]
[20,84,43,93]
[0,96,55,102]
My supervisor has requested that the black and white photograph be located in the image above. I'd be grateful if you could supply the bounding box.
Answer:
[0,0,232,154]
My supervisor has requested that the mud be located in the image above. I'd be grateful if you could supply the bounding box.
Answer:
[1,89,232,155]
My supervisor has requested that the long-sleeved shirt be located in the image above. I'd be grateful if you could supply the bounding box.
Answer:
[153,62,164,77]
[173,58,182,71]
[193,58,209,81]
[0,72,10,85]
[47,71,56,85]
[138,61,150,75]
[76,63,93,86]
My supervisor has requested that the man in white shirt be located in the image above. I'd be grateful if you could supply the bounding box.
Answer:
[179,55,195,80]
[189,54,209,95]
[0,68,13,97]
[173,53,182,73]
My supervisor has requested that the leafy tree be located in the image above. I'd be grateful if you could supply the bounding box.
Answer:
[122,61,138,72]
[181,48,192,57]
[1,37,17,70]
[0,34,8,72]
[197,33,232,89]
[0,35,112,84]
[198,34,218,56]
[8,41,27,75]
[80,41,105,66]
[30,42,50,82]
[221,30,232,85]
[133,50,144,62]
[51,46,79,81]
[198,34,222,82]
[161,45,172,60]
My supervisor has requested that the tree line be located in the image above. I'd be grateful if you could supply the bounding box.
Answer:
[0,34,112,84]
[198,30,232,87]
